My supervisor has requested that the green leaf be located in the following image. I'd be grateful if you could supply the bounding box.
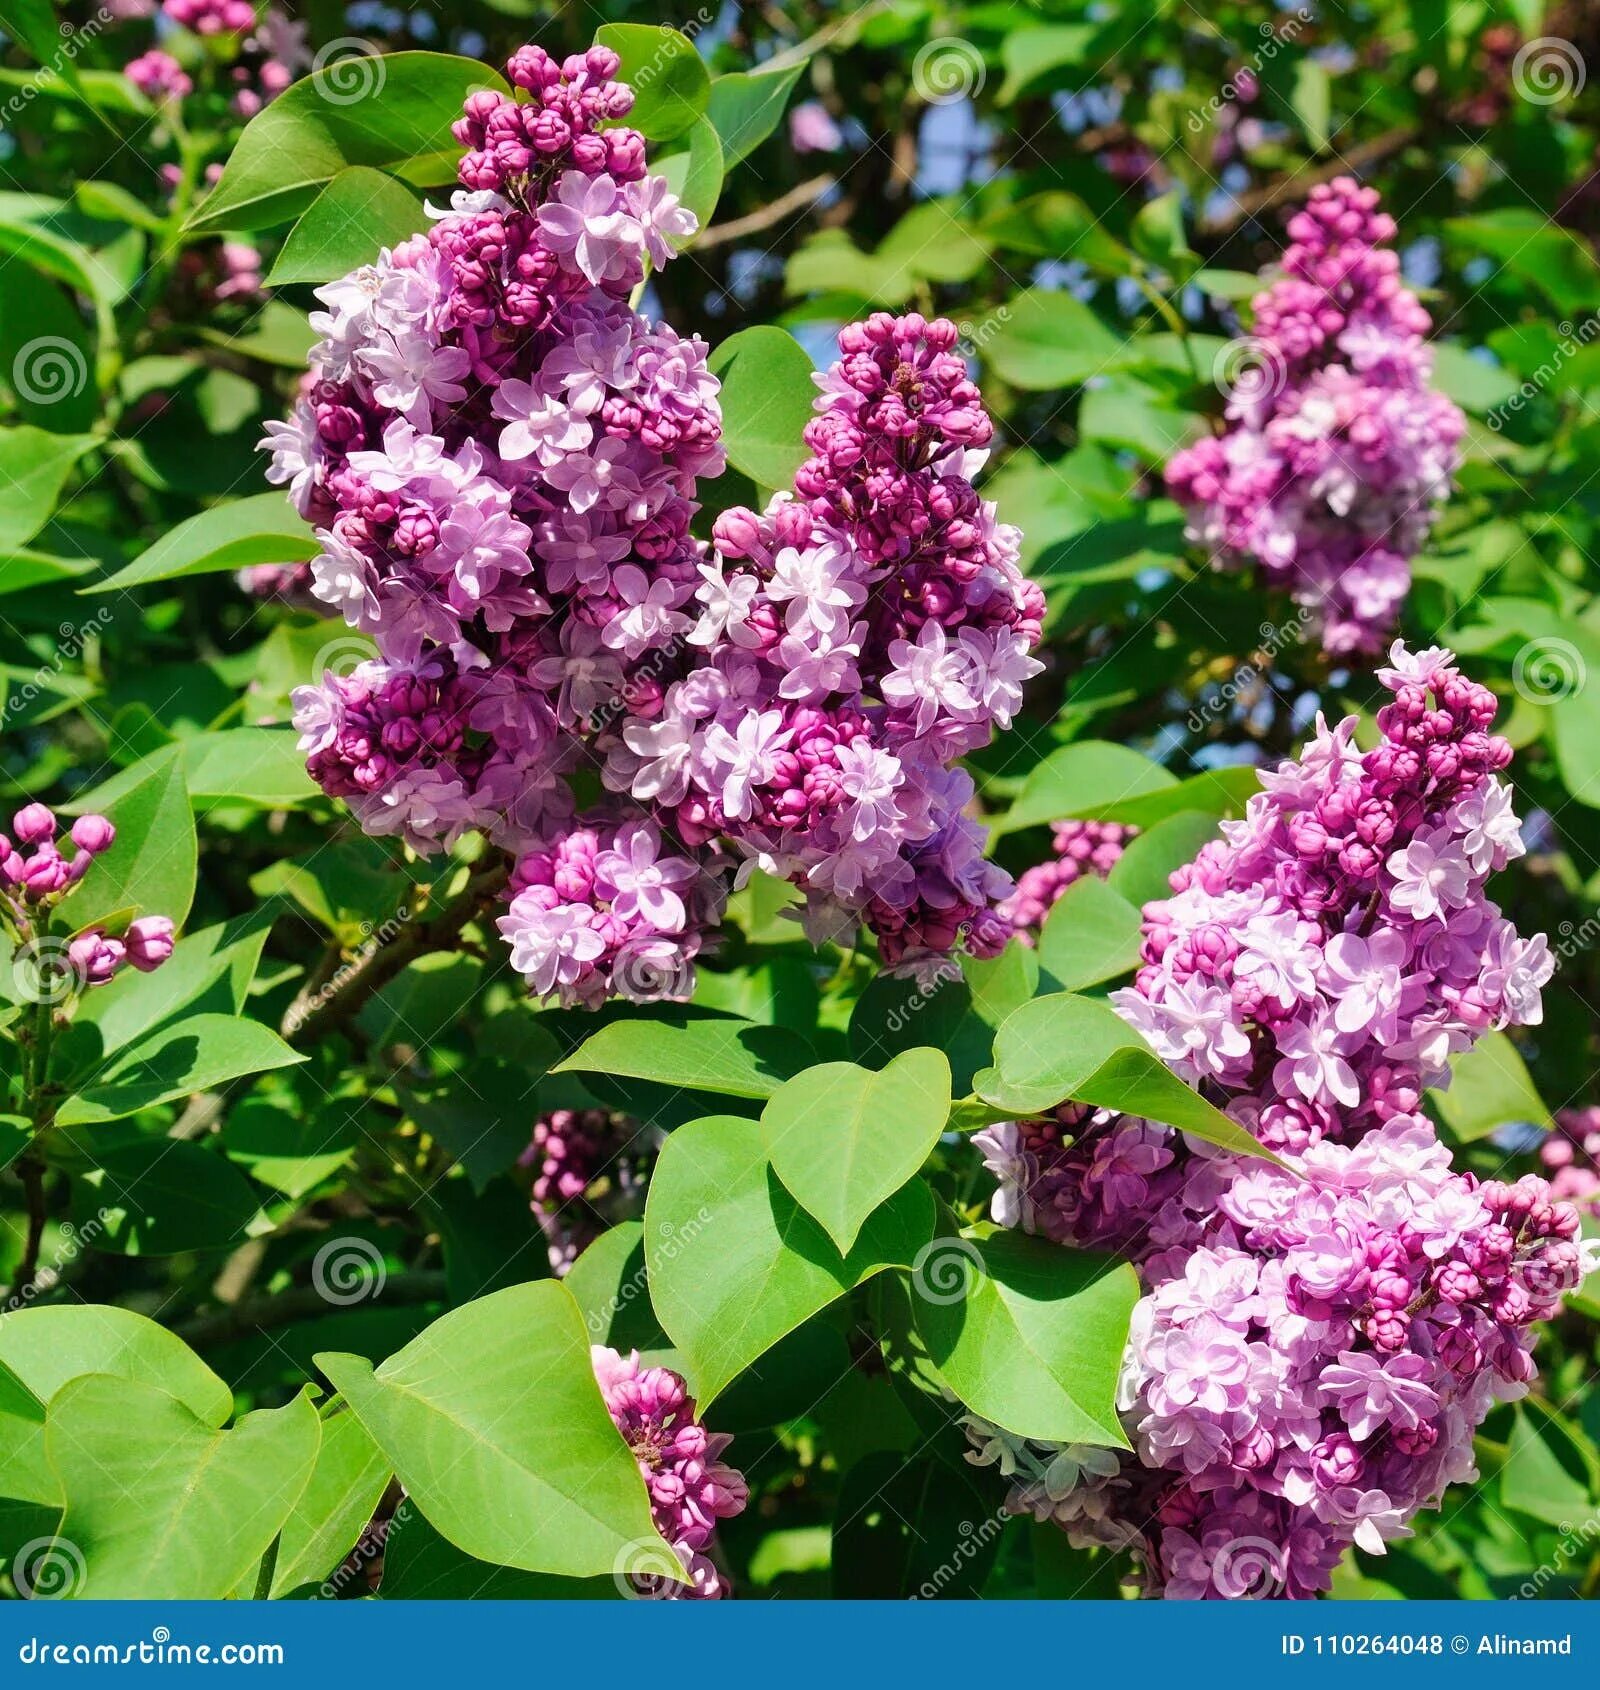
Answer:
[645,1115,935,1401]
[996,746,1255,836]
[562,1221,672,1358]
[0,0,91,109]
[705,64,804,167]
[998,24,1092,102]
[60,745,196,930]
[552,1011,809,1100]
[1446,209,1600,317]
[270,1410,392,1597]
[268,167,430,286]
[911,1229,1137,1444]
[0,1306,231,1505]
[762,1048,951,1254]
[1289,58,1332,151]
[992,741,1175,837]
[1105,810,1220,908]
[1500,1403,1597,1529]
[190,53,510,233]
[975,993,1275,1161]
[1429,1030,1552,1143]
[979,290,1126,390]
[67,729,317,811]
[69,1138,270,1255]
[1036,874,1143,991]
[90,492,315,592]
[46,1379,319,1599]
[319,1282,668,1578]
[594,25,710,143]
[978,191,1132,273]
[654,115,723,237]
[0,427,94,546]
[0,266,97,434]
[708,325,815,490]
[57,1011,304,1126]
[378,1506,611,1599]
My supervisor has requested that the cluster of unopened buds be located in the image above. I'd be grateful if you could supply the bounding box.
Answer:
[520,1107,657,1274]
[592,1345,747,1598]
[123,2,309,120]
[999,818,1137,938]
[1166,178,1465,655]
[267,45,1041,1009]
[971,644,1594,1597]
[0,804,174,998]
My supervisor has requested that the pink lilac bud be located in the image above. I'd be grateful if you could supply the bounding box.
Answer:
[124,916,175,972]
[70,815,115,856]
[67,929,126,988]
[12,804,55,845]
[519,1109,657,1273]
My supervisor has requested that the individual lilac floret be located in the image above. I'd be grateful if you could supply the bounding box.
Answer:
[970,1118,1595,1599]
[999,819,1138,938]
[1165,178,1464,654]
[519,1108,658,1273]
[592,1345,748,1598]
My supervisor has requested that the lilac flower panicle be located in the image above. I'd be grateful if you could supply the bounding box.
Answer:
[592,1345,748,1598]
[1166,178,1465,655]
[267,49,1041,1007]
[971,646,1583,1597]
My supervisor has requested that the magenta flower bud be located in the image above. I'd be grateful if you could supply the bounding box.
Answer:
[70,814,116,855]
[12,803,55,845]
[68,928,126,988]
[124,915,175,972]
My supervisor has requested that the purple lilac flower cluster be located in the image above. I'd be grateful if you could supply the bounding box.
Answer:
[270,49,1039,1005]
[973,1122,1592,1598]
[601,311,1045,969]
[519,1107,658,1273]
[592,1345,748,1598]
[1165,178,1465,655]
[0,804,174,991]
[969,645,1584,1596]
[998,818,1137,939]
